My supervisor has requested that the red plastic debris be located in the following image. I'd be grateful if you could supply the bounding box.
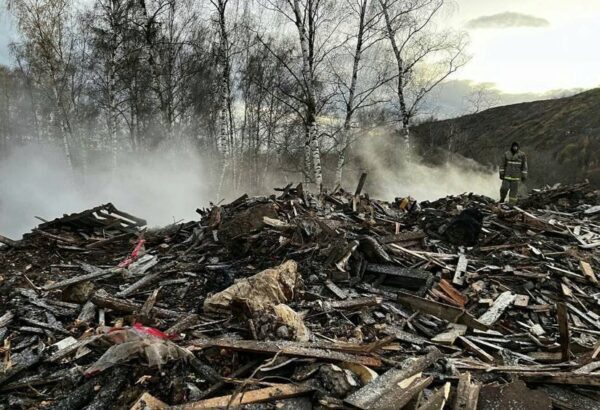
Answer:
[118,237,146,268]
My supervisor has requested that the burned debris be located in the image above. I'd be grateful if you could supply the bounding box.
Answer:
[1,182,599,409]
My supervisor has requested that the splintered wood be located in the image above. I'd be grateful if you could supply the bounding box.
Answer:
[478,291,516,326]
[169,384,314,409]
[1,182,599,408]
[453,254,468,286]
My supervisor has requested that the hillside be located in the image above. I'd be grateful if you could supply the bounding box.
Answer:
[414,88,600,188]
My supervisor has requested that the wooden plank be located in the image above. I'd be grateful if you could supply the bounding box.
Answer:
[557,302,570,362]
[327,296,383,310]
[91,289,182,319]
[478,291,516,326]
[324,280,348,300]
[453,254,468,286]
[431,324,467,345]
[355,172,368,196]
[168,383,314,409]
[513,294,530,307]
[46,335,101,363]
[580,261,597,284]
[42,268,123,291]
[453,372,480,410]
[0,311,14,328]
[560,283,573,298]
[116,272,161,297]
[457,336,495,363]
[439,279,468,307]
[344,348,441,409]
[396,292,488,331]
[194,339,382,367]
[567,303,600,330]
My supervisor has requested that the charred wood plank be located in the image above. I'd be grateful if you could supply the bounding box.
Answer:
[46,335,101,363]
[557,302,570,361]
[21,317,70,335]
[0,350,41,386]
[453,372,480,410]
[85,367,129,410]
[42,268,123,291]
[355,172,368,196]
[396,291,488,331]
[90,289,181,319]
[477,291,516,326]
[366,264,432,292]
[192,339,381,367]
[344,347,441,409]
[457,336,495,363]
[453,254,468,286]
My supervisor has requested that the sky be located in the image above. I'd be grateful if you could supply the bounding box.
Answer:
[448,0,600,94]
[1,0,599,106]
[0,0,12,65]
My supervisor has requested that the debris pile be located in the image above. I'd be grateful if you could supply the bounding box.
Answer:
[1,182,599,409]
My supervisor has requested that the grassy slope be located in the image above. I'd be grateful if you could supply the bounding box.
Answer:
[414,88,600,187]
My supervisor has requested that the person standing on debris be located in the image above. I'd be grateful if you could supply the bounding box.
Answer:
[499,142,528,205]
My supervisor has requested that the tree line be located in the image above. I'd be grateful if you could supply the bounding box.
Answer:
[0,0,468,194]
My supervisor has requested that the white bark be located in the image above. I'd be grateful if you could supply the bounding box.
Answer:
[380,0,411,162]
[292,0,322,188]
[308,121,322,188]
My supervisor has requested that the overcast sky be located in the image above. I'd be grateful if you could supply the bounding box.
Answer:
[449,0,600,93]
[1,0,598,109]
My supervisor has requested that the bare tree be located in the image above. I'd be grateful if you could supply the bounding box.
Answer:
[260,0,345,188]
[8,0,84,170]
[466,82,500,114]
[379,0,468,160]
[209,0,237,198]
[331,0,392,186]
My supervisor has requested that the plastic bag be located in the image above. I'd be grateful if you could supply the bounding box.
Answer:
[85,323,192,376]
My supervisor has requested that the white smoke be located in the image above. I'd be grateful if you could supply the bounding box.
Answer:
[1,132,501,240]
[0,143,213,239]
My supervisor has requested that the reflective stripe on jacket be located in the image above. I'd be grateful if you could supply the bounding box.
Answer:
[499,151,527,180]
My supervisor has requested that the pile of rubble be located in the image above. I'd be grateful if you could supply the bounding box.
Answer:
[0,180,599,409]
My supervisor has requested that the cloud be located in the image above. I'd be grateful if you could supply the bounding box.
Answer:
[466,12,550,29]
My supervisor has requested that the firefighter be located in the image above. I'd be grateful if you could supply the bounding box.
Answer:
[499,142,528,205]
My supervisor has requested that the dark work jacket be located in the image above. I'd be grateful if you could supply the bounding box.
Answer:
[500,151,528,181]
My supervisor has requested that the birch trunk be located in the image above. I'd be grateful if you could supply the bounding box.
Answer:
[334,0,368,187]
[308,120,322,188]
[381,0,411,162]
[215,0,233,200]
[292,0,322,188]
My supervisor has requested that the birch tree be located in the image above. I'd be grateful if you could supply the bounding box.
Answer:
[210,0,236,198]
[379,0,468,160]
[331,0,391,186]
[261,0,344,188]
[86,0,133,170]
[7,0,83,170]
